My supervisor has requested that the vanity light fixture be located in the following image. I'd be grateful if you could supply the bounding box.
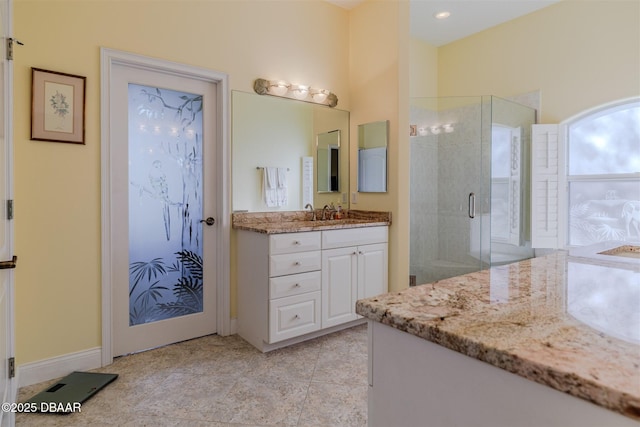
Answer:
[254,78,338,107]
[412,124,454,136]
[311,89,330,103]
[290,84,309,100]
[434,11,451,20]
[267,80,290,96]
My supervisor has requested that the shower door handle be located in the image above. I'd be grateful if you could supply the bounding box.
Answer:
[468,193,476,219]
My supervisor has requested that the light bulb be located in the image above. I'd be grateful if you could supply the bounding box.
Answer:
[311,89,329,103]
[290,84,309,100]
[268,80,289,96]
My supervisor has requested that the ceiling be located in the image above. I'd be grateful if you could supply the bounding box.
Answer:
[325,0,560,46]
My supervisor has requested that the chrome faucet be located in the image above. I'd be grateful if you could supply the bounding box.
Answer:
[305,203,316,221]
[322,204,336,220]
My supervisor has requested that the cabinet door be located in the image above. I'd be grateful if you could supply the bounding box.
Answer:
[358,243,388,300]
[322,247,358,328]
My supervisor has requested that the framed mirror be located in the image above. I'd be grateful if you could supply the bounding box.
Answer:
[317,130,340,192]
[232,91,349,212]
[358,120,388,193]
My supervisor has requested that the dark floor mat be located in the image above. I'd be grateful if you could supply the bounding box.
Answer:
[25,371,118,414]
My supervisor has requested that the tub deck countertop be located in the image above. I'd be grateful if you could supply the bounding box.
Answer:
[356,249,640,421]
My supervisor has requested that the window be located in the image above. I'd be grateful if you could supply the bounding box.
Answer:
[566,101,640,246]
[531,98,640,249]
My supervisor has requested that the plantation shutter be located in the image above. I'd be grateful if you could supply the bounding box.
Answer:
[531,124,562,248]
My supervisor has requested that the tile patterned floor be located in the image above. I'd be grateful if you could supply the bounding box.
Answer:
[16,325,368,426]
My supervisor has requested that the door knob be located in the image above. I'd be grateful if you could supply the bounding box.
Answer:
[200,217,215,226]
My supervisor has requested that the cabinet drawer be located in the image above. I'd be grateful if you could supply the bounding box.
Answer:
[269,291,321,343]
[270,271,321,299]
[269,251,321,277]
[270,232,321,255]
[322,226,388,249]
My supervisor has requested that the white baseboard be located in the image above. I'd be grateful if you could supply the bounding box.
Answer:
[18,320,237,389]
[17,347,102,388]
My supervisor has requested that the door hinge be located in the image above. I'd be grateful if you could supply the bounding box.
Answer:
[6,38,23,61]
[8,357,14,379]
[7,200,13,220]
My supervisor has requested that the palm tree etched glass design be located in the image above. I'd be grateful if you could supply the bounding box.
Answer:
[128,84,204,326]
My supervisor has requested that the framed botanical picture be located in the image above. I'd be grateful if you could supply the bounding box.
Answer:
[31,68,86,144]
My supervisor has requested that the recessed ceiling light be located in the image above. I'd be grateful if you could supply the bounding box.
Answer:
[434,11,451,20]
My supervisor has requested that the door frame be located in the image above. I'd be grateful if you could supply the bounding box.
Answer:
[100,48,231,366]
[1,0,16,422]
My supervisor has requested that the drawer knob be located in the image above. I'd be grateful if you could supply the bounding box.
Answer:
[294,261,301,266]
[293,240,301,245]
[294,314,300,319]
[294,283,301,288]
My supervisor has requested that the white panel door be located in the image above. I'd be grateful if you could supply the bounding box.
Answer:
[110,63,218,356]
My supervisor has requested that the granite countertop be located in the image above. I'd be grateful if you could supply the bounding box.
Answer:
[356,249,640,421]
[232,210,391,234]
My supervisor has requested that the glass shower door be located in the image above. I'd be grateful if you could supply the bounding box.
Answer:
[409,96,490,285]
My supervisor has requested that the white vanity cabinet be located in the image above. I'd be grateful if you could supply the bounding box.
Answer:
[321,227,388,328]
[236,225,388,352]
[237,230,322,351]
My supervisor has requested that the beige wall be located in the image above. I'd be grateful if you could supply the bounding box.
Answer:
[349,0,410,292]
[437,0,640,123]
[14,0,350,365]
[410,37,438,98]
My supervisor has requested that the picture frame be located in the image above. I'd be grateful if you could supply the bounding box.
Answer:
[31,68,86,144]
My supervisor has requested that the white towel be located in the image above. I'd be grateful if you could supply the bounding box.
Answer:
[263,167,278,207]
[276,167,288,206]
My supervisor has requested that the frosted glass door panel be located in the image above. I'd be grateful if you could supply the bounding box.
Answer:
[128,84,204,326]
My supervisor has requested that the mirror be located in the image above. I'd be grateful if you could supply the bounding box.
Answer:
[317,130,340,192]
[358,120,388,192]
[232,91,349,212]
[491,124,522,246]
